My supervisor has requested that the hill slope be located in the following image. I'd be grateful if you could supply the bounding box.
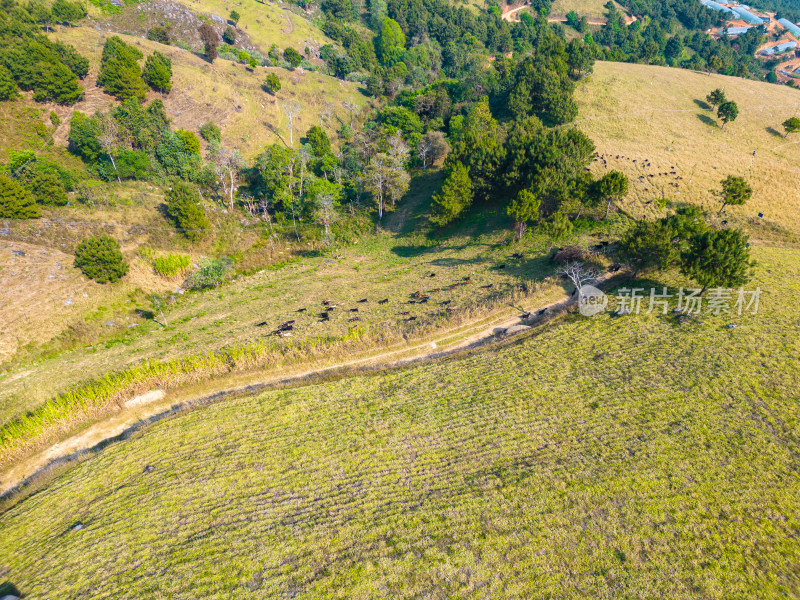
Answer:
[576,61,800,235]
[1,245,799,598]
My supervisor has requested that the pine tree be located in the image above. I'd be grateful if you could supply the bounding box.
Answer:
[430,162,473,226]
[165,181,209,242]
[143,51,172,93]
[0,174,41,219]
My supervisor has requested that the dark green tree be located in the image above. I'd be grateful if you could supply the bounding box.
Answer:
[591,171,629,220]
[0,65,18,101]
[229,9,240,24]
[705,88,726,109]
[222,26,236,45]
[448,97,505,200]
[717,175,752,214]
[97,36,147,101]
[304,125,331,157]
[67,111,102,161]
[430,162,473,226]
[51,0,86,23]
[165,181,209,242]
[717,101,738,130]
[507,189,541,240]
[782,116,800,137]
[74,235,129,283]
[29,170,69,206]
[199,121,221,144]
[616,220,673,276]
[284,47,302,68]
[680,229,753,294]
[143,51,172,93]
[0,174,41,218]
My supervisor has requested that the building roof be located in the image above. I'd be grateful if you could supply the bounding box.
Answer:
[700,0,739,17]
[761,40,798,55]
[778,17,800,38]
[732,5,766,24]
[722,25,754,35]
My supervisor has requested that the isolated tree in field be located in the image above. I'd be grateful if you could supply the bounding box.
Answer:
[229,9,240,24]
[430,162,473,226]
[717,101,738,130]
[706,88,726,110]
[73,235,129,283]
[417,130,449,174]
[281,101,301,146]
[377,17,405,66]
[143,51,172,94]
[782,116,800,137]
[0,174,41,219]
[557,261,598,301]
[717,175,752,215]
[223,26,236,45]
[592,171,629,220]
[262,73,281,94]
[680,229,752,295]
[616,220,672,276]
[507,189,540,240]
[0,65,18,101]
[165,180,209,241]
[283,47,302,68]
[199,24,220,62]
[543,211,573,251]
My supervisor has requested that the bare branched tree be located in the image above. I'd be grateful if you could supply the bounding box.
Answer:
[342,99,358,128]
[211,145,245,210]
[281,101,301,147]
[557,261,599,301]
[417,130,449,174]
[98,115,122,183]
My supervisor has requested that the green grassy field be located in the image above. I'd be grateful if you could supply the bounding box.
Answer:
[1,244,798,598]
[551,0,620,18]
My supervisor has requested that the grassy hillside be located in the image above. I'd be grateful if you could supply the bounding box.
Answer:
[1,244,798,598]
[49,26,368,159]
[576,61,800,236]
[551,0,620,18]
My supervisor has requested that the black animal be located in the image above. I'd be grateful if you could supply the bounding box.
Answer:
[320,312,330,319]
[495,264,506,270]
[378,298,389,304]
[400,311,410,316]
[441,300,451,305]
[348,316,360,322]
[349,308,359,312]
[297,308,307,313]
[463,276,471,281]
[481,284,494,289]
[428,273,436,277]
[406,316,417,321]
[357,298,368,303]
[143,465,155,473]
[256,321,268,327]
[511,252,525,259]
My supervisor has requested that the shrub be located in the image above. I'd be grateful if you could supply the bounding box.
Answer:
[223,26,236,45]
[143,51,172,93]
[0,174,41,218]
[200,122,221,144]
[229,9,240,24]
[186,257,232,289]
[30,61,83,104]
[147,25,172,45]
[153,253,191,277]
[304,125,330,156]
[97,36,147,101]
[262,72,281,94]
[73,235,128,283]
[165,181,210,241]
[96,149,151,181]
[283,47,302,68]
[67,111,102,161]
[199,23,220,62]
[177,129,201,154]
[551,246,586,264]
[0,65,18,101]
[29,170,69,206]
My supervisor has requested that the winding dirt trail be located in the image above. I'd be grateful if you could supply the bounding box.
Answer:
[0,273,625,498]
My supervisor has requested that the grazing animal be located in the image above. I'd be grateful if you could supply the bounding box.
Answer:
[411,291,421,298]
[378,298,389,304]
[297,308,307,313]
[419,297,429,303]
[256,321,268,327]
[463,276,471,281]
[511,252,524,259]
[441,300,451,305]
[406,316,417,321]
[320,312,330,319]
[430,288,441,293]
[521,312,532,319]
[495,264,506,270]
[408,299,417,304]
[400,311,410,316]
[322,300,331,305]
[277,330,292,337]
[348,316,360,322]
[144,465,156,473]
[280,320,295,328]
[349,308,359,312]
[448,284,459,290]
[428,273,436,277]
[357,298,368,303]
[481,283,494,289]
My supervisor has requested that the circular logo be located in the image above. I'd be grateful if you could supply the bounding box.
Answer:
[578,285,607,317]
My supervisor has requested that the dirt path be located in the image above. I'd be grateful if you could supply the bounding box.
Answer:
[0,273,624,497]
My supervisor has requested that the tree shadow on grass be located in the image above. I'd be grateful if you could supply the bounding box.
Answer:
[0,582,21,597]
[766,126,784,138]
[697,113,719,128]
[694,99,711,111]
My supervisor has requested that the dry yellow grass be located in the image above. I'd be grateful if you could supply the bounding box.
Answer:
[551,0,620,18]
[576,61,800,235]
[49,26,369,158]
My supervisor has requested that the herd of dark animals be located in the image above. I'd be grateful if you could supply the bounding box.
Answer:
[254,222,628,337]
[256,253,542,336]
[591,153,685,197]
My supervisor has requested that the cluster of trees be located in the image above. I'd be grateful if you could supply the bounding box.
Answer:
[97,36,172,101]
[0,1,89,104]
[0,151,77,218]
[705,88,739,130]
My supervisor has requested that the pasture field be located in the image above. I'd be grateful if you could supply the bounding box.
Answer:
[49,26,368,159]
[551,0,619,18]
[576,61,800,236]
[1,244,798,598]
